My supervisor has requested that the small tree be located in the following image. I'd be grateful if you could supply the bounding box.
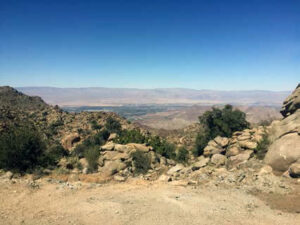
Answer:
[131,151,151,174]
[194,105,249,156]
[255,133,270,159]
[84,147,99,172]
[0,124,47,172]
[105,117,122,134]
[176,147,189,163]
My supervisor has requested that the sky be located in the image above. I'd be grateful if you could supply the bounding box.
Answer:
[0,0,299,91]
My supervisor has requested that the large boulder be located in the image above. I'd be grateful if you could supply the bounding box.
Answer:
[61,133,80,150]
[265,84,300,173]
[280,84,300,117]
[265,133,300,172]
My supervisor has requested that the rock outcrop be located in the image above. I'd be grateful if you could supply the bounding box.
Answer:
[265,84,300,176]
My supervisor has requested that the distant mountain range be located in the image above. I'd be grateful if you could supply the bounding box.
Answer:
[17,87,291,106]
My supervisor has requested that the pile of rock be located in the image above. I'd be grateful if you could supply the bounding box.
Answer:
[63,142,171,181]
[202,126,266,168]
[265,84,300,178]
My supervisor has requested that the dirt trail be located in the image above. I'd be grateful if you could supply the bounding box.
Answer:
[0,178,299,225]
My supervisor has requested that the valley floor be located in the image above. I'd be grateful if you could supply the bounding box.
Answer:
[0,177,299,225]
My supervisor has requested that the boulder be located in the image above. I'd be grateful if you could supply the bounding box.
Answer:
[238,140,257,150]
[113,174,126,182]
[158,174,172,182]
[167,164,185,175]
[62,133,80,150]
[228,150,253,167]
[214,136,229,148]
[226,145,240,157]
[101,142,115,151]
[280,84,300,117]
[289,163,300,178]
[211,154,227,166]
[265,133,300,172]
[100,160,127,177]
[203,139,225,156]
[192,157,210,171]
[126,143,151,152]
[258,165,273,175]
[108,133,117,141]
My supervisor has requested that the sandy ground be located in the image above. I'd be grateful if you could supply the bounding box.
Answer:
[0,177,299,225]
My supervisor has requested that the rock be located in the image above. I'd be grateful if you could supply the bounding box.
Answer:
[79,158,88,169]
[211,154,227,166]
[192,157,210,171]
[289,163,300,178]
[101,142,115,151]
[214,136,229,148]
[127,143,151,152]
[258,165,273,175]
[265,133,300,172]
[62,133,80,150]
[237,134,251,141]
[108,133,117,141]
[113,174,126,182]
[238,140,257,150]
[68,174,80,182]
[167,164,185,175]
[3,171,13,179]
[203,142,224,157]
[228,150,253,167]
[158,174,172,182]
[114,144,130,152]
[226,145,240,157]
[82,168,88,174]
[280,84,300,117]
[100,160,127,177]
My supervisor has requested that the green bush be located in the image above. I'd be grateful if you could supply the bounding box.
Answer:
[131,151,151,174]
[105,117,122,134]
[72,129,109,158]
[116,129,146,144]
[44,143,68,166]
[84,147,99,172]
[176,147,189,163]
[90,120,102,130]
[194,105,249,156]
[255,132,270,159]
[148,136,176,160]
[0,124,47,172]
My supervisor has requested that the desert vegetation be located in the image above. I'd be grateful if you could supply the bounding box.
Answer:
[193,105,250,156]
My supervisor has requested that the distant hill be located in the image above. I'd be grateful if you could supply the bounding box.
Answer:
[17,87,291,106]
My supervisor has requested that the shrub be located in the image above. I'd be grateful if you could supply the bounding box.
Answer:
[131,151,151,174]
[194,105,249,156]
[255,133,270,159]
[90,120,102,130]
[116,129,146,144]
[148,136,176,159]
[193,133,210,156]
[43,143,68,166]
[0,124,47,172]
[105,117,122,134]
[72,129,109,158]
[176,147,189,163]
[84,147,99,172]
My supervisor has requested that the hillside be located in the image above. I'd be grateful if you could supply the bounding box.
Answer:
[17,87,290,106]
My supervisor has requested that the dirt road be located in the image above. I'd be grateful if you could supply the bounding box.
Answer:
[0,177,299,225]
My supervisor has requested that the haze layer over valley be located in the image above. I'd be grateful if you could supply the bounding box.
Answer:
[18,87,288,129]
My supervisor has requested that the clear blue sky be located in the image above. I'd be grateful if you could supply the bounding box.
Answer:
[0,0,299,90]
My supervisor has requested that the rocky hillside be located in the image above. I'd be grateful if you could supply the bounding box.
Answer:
[0,86,134,149]
[265,84,300,177]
